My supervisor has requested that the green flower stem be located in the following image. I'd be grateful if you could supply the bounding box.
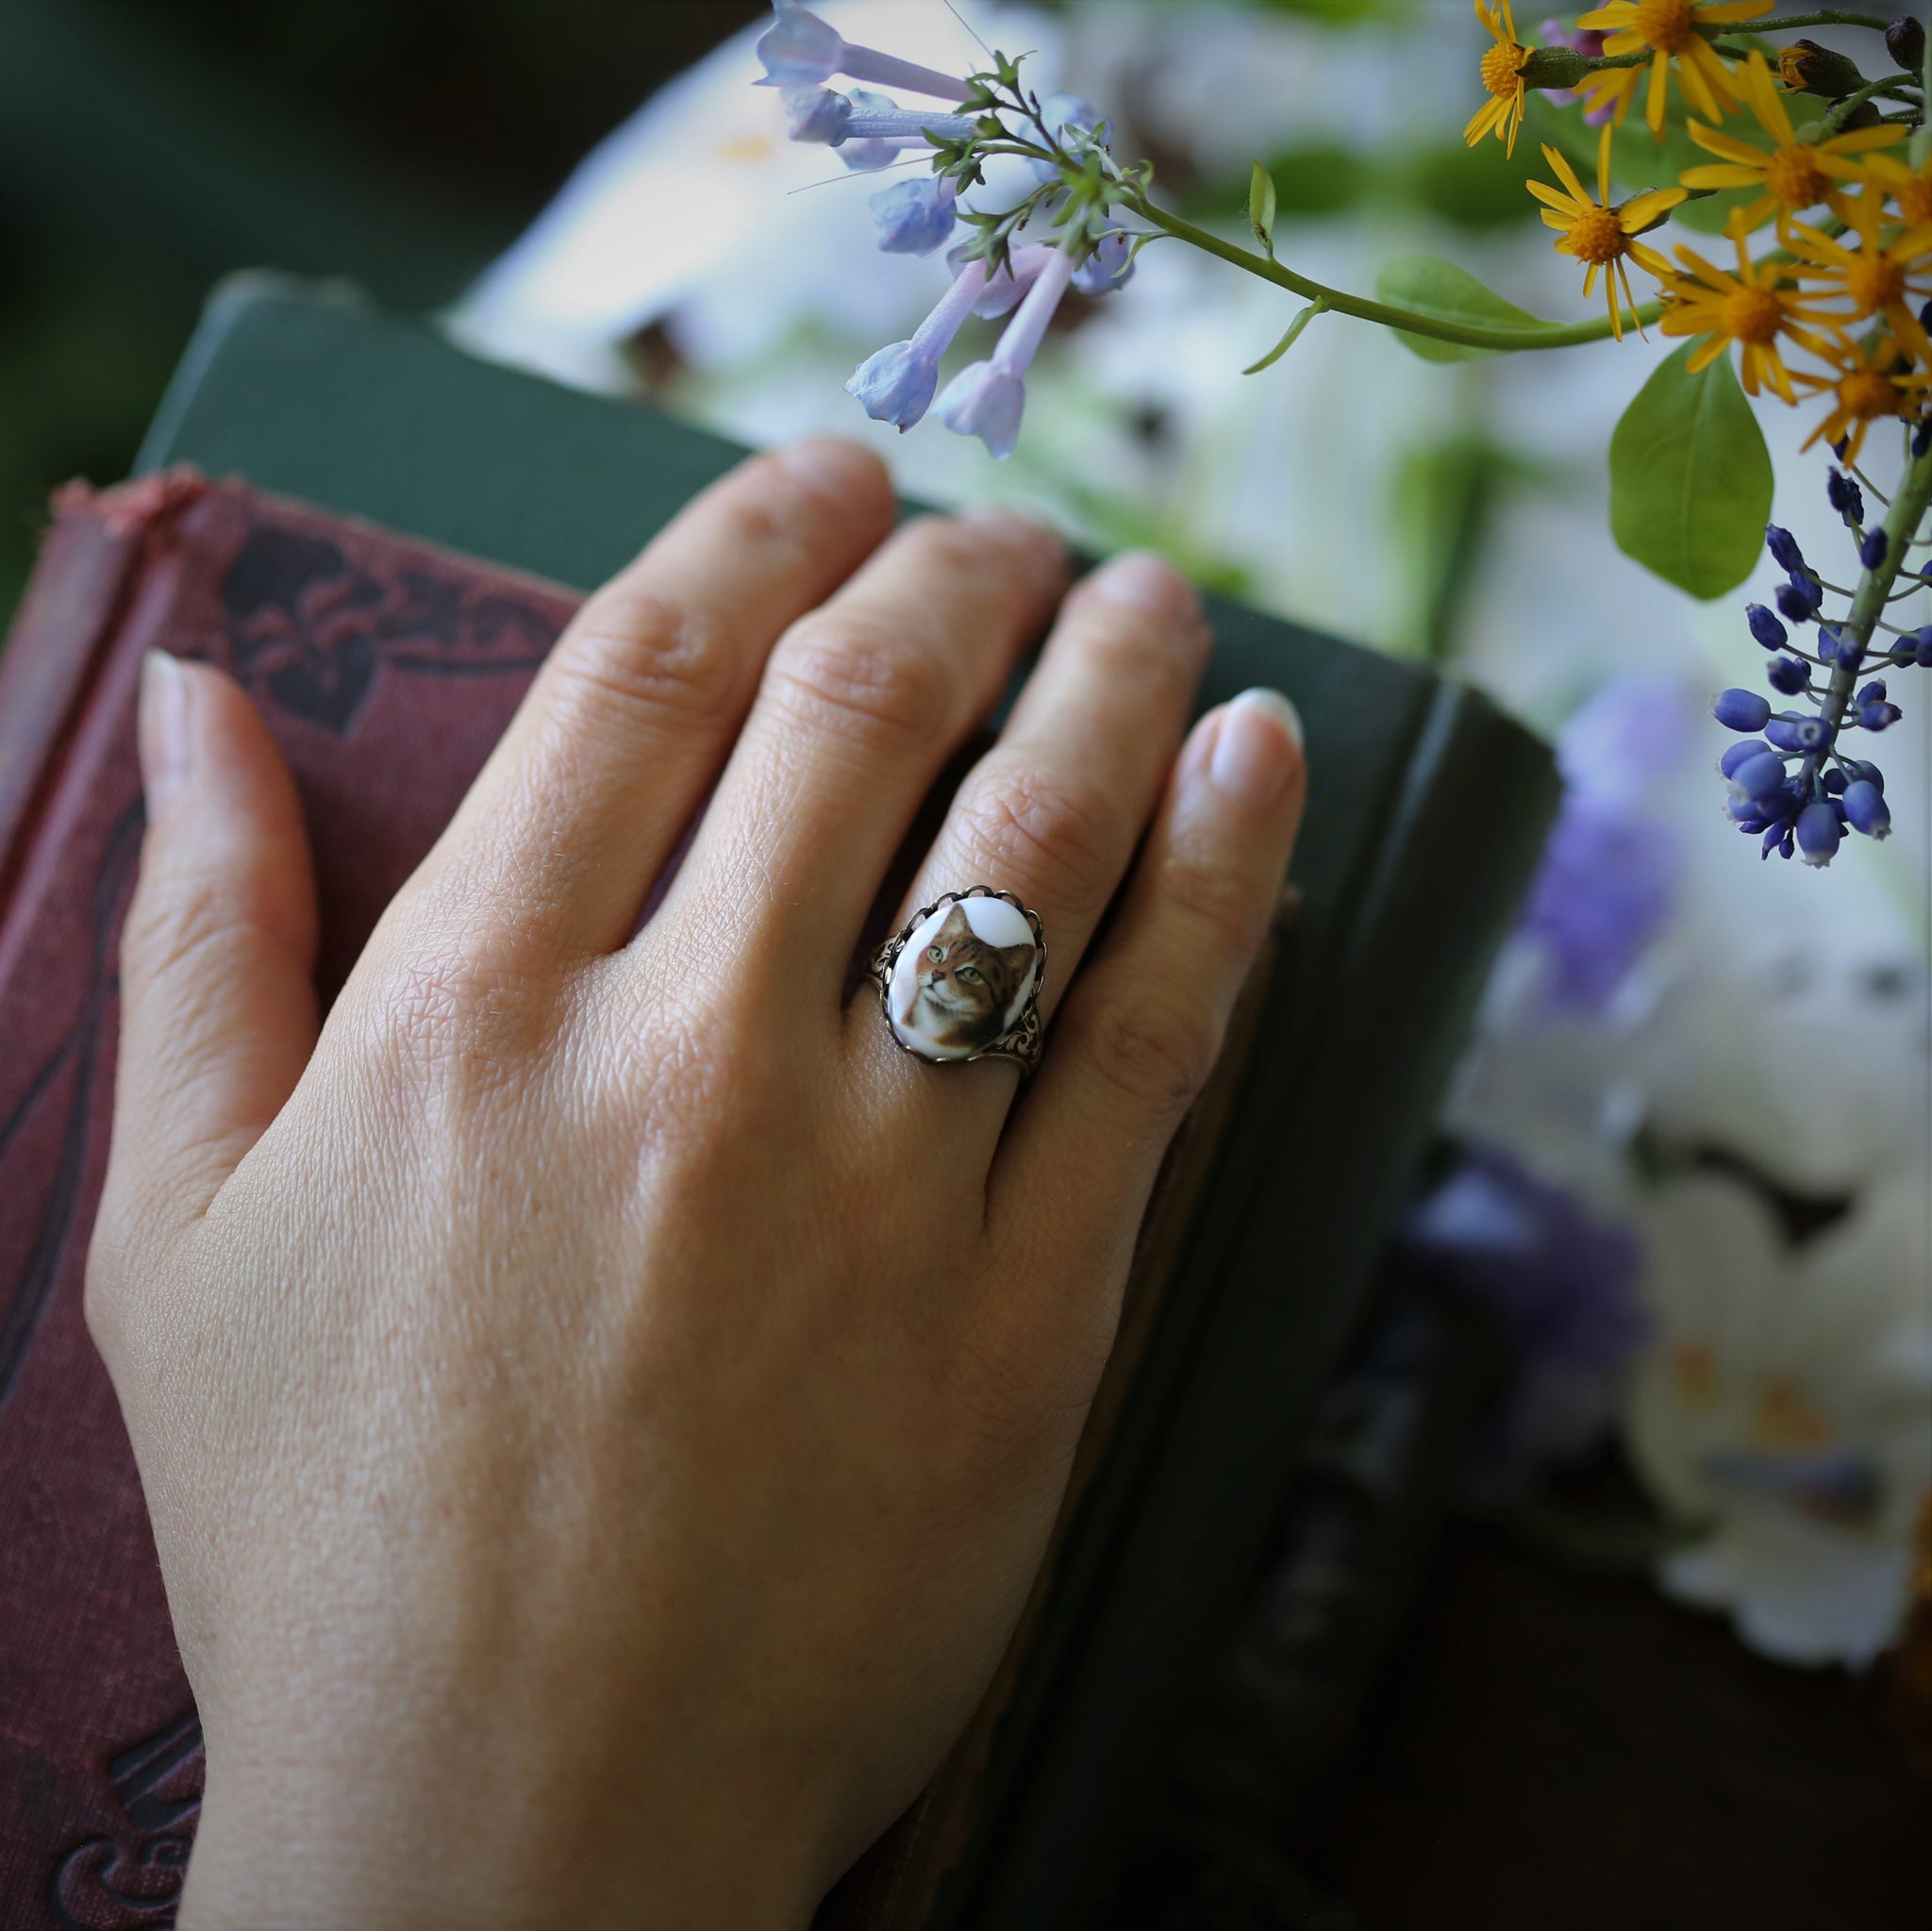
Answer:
[1824,439,1932,757]
[1824,76,1897,129]
[1126,196,1662,352]
[1754,9,1896,27]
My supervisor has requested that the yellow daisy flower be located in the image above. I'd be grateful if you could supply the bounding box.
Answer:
[1787,182,1932,366]
[1680,53,1904,236]
[1530,124,1688,340]
[1866,153,1932,229]
[1656,232,1840,402]
[1791,334,1932,462]
[1574,0,1772,140]
[1466,0,1531,157]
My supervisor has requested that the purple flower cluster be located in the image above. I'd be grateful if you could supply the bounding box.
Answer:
[1398,1145,1649,1489]
[1713,465,1927,866]
[757,2,1136,457]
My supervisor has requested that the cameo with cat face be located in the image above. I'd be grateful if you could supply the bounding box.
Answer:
[885,894,1042,1061]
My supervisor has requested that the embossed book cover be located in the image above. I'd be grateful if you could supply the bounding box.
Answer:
[0,286,1557,1930]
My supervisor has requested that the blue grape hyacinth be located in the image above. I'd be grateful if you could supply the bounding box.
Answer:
[1711,474,1924,867]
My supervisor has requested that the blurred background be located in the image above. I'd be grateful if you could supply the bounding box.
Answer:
[3,1,1928,1924]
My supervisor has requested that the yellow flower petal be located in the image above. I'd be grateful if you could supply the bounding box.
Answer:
[1687,125,1765,167]
[1622,187,1690,229]
[1824,125,1908,154]
[1679,163,1761,189]
[1647,49,1669,141]
[1543,141,1590,205]
[1740,52,1791,146]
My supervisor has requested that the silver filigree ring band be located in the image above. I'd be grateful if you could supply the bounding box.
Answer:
[870,888,1047,1074]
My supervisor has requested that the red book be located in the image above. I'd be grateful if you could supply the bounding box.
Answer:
[0,474,574,1930]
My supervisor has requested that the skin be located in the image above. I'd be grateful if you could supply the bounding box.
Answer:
[84,439,1307,1929]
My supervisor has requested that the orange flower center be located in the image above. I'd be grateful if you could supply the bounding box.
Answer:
[1722,284,1784,344]
[1632,0,1698,52]
[1568,204,1629,264]
[1753,1378,1831,1454]
[1844,251,1906,312]
[1669,1339,1718,1405]
[1767,144,1830,209]
[1481,39,1529,97]
[1838,366,1901,422]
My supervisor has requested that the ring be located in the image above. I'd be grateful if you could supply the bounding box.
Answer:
[870,888,1047,1073]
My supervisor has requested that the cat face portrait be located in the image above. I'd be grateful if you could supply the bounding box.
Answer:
[887,899,1040,1059]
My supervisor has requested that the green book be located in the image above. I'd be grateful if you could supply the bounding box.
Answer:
[135,278,1557,1928]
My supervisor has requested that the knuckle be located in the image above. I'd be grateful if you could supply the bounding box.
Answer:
[1071,601,1203,696]
[1076,990,1218,1120]
[904,513,1008,579]
[358,920,557,1097]
[955,764,1115,911]
[1164,855,1270,960]
[554,587,740,733]
[768,615,952,752]
[726,449,871,552]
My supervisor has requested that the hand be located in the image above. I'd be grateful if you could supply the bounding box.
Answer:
[86,441,1307,1929]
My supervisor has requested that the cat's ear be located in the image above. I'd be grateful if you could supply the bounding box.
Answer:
[995,940,1037,981]
[934,905,974,947]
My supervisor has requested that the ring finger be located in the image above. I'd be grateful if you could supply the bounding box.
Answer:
[854,551,1209,1121]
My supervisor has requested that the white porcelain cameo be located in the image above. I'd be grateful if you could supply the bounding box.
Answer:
[886,894,1042,1060]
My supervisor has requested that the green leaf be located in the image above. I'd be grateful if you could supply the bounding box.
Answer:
[1248,159,1277,256]
[1243,297,1327,375]
[1608,340,1772,599]
[1374,257,1550,361]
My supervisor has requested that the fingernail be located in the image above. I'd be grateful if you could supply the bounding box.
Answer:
[138,651,192,818]
[1086,550,1199,627]
[1208,689,1303,811]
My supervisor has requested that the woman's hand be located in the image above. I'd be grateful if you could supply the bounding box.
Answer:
[85,441,1307,1929]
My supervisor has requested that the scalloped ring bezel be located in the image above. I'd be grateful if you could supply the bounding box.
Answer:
[869,887,1046,1074]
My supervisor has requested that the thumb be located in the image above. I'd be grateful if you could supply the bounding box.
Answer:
[107,651,320,1235]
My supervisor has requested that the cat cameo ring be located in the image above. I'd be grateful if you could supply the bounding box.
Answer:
[871,888,1047,1073]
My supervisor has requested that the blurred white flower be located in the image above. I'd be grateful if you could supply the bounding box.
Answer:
[1627,1174,1932,1667]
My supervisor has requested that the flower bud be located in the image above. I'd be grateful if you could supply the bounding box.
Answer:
[1842,777,1891,838]
[1859,526,1889,569]
[1766,713,1835,753]
[1827,468,1864,525]
[1859,698,1903,730]
[1714,688,1772,731]
[1731,751,1790,802]
[1796,799,1842,868]
[1767,655,1811,695]
[1746,603,1788,650]
[1521,45,1591,89]
[1777,39,1867,98]
[1917,625,1932,666]
[1776,574,1823,622]
[1888,16,1926,74]
[1765,525,1807,572]
[1720,737,1774,777]
[786,85,853,143]
[1830,626,1864,671]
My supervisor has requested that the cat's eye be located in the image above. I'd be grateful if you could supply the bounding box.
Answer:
[927,945,944,961]
[959,967,981,982]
